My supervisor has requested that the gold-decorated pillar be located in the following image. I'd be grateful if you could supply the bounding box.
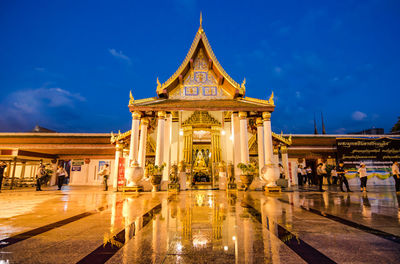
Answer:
[183,126,193,164]
[211,126,221,163]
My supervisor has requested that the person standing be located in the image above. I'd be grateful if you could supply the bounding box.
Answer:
[306,166,312,185]
[98,164,110,191]
[331,166,338,185]
[297,165,303,187]
[36,165,46,191]
[301,166,307,185]
[56,165,67,190]
[321,162,331,185]
[316,163,324,192]
[337,162,351,192]
[358,163,368,192]
[0,161,7,193]
[392,161,400,192]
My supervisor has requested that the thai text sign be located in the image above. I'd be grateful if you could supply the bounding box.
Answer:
[337,138,400,162]
[337,137,400,180]
[72,159,84,166]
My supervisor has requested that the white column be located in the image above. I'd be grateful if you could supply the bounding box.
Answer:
[170,114,179,165]
[155,111,166,166]
[163,114,172,181]
[231,113,241,180]
[256,117,265,177]
[263,112,276,186]
[113,143,123,189]
[225,120,233,164]
[263,112,273,166]
[281,146,290,187]
[138,118,149,169]
[239,112,249,163]
[129,111,141,164]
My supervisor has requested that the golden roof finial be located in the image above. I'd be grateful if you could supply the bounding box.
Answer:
[268,91,274,105]
[157,77,161,89]
[241,77,246,89]
[129,90,134,105]
[200,11,203,28]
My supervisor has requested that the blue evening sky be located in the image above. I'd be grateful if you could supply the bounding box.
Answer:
[0,0,399,134]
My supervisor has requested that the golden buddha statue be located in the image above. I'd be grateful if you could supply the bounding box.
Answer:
[193,151,208,173]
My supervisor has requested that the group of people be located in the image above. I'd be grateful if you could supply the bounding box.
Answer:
[296,161,400,193]
[35,164,68,191]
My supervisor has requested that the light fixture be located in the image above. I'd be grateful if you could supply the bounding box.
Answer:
[232,236,236,241]
[179,129,183,136]
[224,246,228,251]
[221,130,226,135]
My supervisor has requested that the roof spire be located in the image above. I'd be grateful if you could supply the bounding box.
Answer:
[200,11,203,29]
[321,112,326,134]
[314,113,318,135]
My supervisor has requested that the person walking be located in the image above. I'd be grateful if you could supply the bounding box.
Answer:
[316,163,324,192]
[98,164,110,191]
[297,165,303,187]
[392,161,400,192]
[0,161,7,193]
[337,162,351,192]
[36,165,46,191]
[56,165,67,190]
[358,163,368,192]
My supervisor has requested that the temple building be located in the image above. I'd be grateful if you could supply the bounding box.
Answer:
[110,20,293,191]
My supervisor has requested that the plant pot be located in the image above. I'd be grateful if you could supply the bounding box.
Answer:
[150,174,162,192]
[240,174,254,191]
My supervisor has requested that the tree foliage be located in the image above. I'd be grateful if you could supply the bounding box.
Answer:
[391,116,400,133]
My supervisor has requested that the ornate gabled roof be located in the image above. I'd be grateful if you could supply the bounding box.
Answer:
[156,22,245,98]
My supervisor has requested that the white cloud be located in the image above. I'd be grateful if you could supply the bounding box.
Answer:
[352,111,367,121]
[335,128,347,134]
[108,49,131,64]
[0,84,86,131]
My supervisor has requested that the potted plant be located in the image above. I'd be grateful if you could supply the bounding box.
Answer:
[237,162,257,191]
[147,162,166,192]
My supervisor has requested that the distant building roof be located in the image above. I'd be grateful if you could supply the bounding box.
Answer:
[31,125,56,133]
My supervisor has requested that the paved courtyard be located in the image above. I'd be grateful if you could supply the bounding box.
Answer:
[0,186,399,263]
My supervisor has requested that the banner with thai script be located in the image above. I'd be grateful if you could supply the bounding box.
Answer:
[336,137,400,180]
[117,157,125,191]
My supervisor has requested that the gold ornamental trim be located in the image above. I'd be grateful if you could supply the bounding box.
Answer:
[182,111,221,127]
[272,132,292,146]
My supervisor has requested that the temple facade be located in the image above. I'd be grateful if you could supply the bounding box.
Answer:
[110,21,292,191]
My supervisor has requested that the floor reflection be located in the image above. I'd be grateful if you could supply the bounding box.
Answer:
[1,187,400,264]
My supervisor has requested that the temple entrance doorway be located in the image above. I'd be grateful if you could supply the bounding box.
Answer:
[191,144,212,188]
[181,111,222,190]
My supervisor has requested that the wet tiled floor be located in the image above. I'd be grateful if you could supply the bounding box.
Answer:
[0,186,399,263]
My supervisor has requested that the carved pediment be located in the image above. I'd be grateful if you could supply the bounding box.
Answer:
[182,111,221,126]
